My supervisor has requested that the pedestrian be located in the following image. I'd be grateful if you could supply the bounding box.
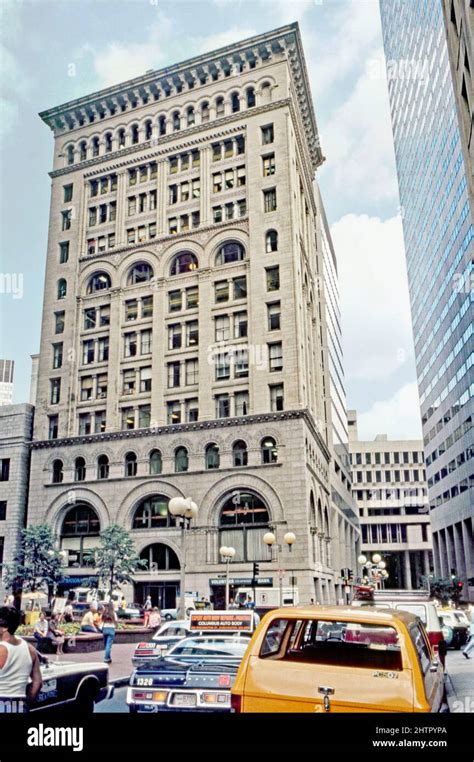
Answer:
[48,614,65,657]
[143,595,152,628]
[462,609,474,659]
[228,598,239,610]
[80,604,100,633]
[6,593,14,607]
[148,607,162,630]
[94,604,104,630]
[120,596,126,611]
[33,612,50,651]
[0,606,43,712]
[101,603,118,664]
[62,600,74,624]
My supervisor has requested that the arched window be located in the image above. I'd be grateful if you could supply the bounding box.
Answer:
[172,111,181,131]
[144,119,153,140]
[139,543,180,571]
[125,452,137,477]
[175,447,188,472]
[201,101,210,123]
[66,145,74,165]
[57,279,67,300]
[205,443,220,470]
[104,132,112,152]
[92,137,100,157]
[246,87,256,108]
[266,230,278,253]
[261,81,272,104]
[131,124,139,144]
[216,96,225,117]
[231,92,240,113]
[87,272,111,293]
[233,440,248,467]
[75,457,86,482]
[149,449,162,475]
[158,115,166,136]
[133,495,175,529]
[127,262,154,285]
[61,504,100,568]
[52,459,63,484]
[97,454,109,480]
[79,141,87,161]
[215,242,245,266]
[261,436,278,464]
[219,490,270,562]
[118,128,126,148]
[186,106,195,126]
[169,252,198,276]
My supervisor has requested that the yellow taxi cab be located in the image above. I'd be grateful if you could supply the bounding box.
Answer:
[231,605,446,713]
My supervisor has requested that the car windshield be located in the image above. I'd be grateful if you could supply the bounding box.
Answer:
[394,603,427,624]
[168,639,248,657]
[260,618,403,671]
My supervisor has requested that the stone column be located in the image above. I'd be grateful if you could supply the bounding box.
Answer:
[157,159,167,236]
[404,550,412,589]
[115,169,128,247]
[105,288,123,431]
[200,146,211,226]
[453,521,465,579]
[461,520,473,585]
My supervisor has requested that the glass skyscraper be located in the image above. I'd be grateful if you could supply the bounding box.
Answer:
[379,0,473,599]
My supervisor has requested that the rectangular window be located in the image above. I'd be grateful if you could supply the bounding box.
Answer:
[78,413,92,436]
[186,320,199,347]
[127,229,136,245]
[167,401,181,424]
[125,300,138,321]
[168,324,182,350]
[216,394,230,418]
[48,415,59,440]
[0,459,10,482]
[50,378,61,405]
[237,166,246,186]
[215,280,229,303]
[384,452,390,464]
[169,218,178,235]
[149,223,157,239]
[53,343,63,369]
[267,302,281,330]
[122,408,135,430]
[234,348,249,378]
[138,193,147,213]
[55,311,65,334]
[59,241,69,263]
[234,311,248,339]
[80,376,94,401]
[169,290,182,312]
[128,196,136,216]
[215,315,230,342]
[213,173,222,194]
[270,384,284,412]
[268,342,283,372]
[138,405,151,428]
[140,366,152,393]
[212,143,222,162]
[98,337,109,362]
[142,296,153,318]
[82,340,94,365]
[375,452,381,464]
[88,207,97,227]
[181,182,190,202]
[266,266,280,291]
[62,210,72,231]
[233,276,247,300]
[235,391,249,416]
[261,124,274,144]
[108,233,116,249]
[124,333,137,358]
[185,399,198,422]
[237,199,246,217]
[140,330,152,354]
[109,202,116,222]
[215,352,230,380]
[224,169,234,190]
[97,375,107,398]
[264,188,277,212]
[169,156,178,174]
[394,452,400,464]
[262,154,276,176]
[192,179,200,198]
[213,206,223,223]
[185,359,199,385]
[168,362,181,388]
[186,287,199,309]
[191,211,200,229]
[84,308,96,330]
[123,369,136,395]
[0,502,6,521]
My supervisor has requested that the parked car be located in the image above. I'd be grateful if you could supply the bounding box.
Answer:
[29,653,114,713]
[438,609,469,649]
[117,602,143,620]
[231,606,446,713]
[352,592,445,661]
[127,636,250,712]
[133,620,193,663]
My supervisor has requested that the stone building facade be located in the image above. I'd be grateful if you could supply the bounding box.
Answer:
[29,23,357,607]
[348,411,433,590]
[0,404,34,599]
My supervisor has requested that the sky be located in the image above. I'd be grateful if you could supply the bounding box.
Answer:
[0,0,423,440]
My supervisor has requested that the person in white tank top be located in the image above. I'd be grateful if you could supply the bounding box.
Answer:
[0,606,42,706]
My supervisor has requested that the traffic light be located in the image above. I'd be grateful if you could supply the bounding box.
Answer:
[348,569,354,581]
[253,562,260,580]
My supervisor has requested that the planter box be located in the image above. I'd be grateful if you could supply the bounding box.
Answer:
[24,627,150,653]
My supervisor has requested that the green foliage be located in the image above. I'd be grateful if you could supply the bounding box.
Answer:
[427,575,464,604]
[84,524,148,597]
[3,525,63,599]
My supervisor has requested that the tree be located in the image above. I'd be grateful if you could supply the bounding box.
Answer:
[84,524,147,597]
[426,575,464,605]
[3,525,64,602]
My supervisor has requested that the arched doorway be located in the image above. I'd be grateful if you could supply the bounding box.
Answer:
[134,542,181,610]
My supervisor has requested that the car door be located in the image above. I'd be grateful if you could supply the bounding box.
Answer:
[242,617,414,713]
[408,623,444,712]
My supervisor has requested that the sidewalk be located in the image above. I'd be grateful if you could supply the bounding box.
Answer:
[51,641,137,686]
[445,649,474,712]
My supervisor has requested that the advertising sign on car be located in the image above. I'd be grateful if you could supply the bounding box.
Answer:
[189,610,254,632]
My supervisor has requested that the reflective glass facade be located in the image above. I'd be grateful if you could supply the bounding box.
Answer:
[380,0,473,598]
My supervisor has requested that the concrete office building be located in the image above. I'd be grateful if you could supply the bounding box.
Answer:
[348,411,433,590]
[380,0,474,600]
[0,361,14,407]
[0,404,34,599]
[28,24,357,608]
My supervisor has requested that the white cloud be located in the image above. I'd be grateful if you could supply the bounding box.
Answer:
[356,382,423,440]
[330,212,414,381]
[271,0,314,25]
[195,27,257,54]
[318,55,399,204]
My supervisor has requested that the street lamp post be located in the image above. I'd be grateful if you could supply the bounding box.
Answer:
[219,546,236,609]
[263,531,296,606]
[168,497,198,620]
[358,553,389,590]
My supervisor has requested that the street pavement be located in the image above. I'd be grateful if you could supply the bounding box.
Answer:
[52,640,137,685]
[445,648,474,713]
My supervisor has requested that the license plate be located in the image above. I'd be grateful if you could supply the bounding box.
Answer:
[171,693,197,707]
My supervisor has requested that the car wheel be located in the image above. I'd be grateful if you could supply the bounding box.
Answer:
[164,614,173,621]
[75,685,97,714]
[129,705,138,714]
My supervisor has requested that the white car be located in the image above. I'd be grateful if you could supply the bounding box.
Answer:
[133,620,192,662]
[30,654,114,713]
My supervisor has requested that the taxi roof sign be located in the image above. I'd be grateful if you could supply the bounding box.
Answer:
[189,610,253,632]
